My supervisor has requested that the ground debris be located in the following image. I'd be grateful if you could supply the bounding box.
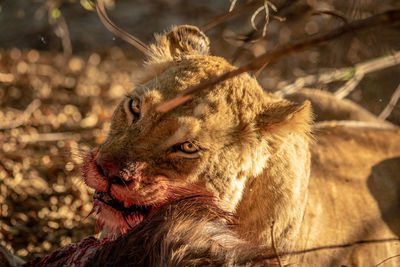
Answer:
[0,48,139,261]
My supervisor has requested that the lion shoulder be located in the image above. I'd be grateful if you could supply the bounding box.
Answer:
[299,123,400,266]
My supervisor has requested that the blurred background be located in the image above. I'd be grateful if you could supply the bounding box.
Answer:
[0,0,399,261]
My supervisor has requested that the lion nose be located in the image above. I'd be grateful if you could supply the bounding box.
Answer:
[96,160,128,185]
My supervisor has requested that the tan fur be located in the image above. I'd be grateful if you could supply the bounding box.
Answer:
[297,122,400,266]
[83,26,400,266]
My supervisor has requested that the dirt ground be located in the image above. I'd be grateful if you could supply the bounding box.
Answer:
[1,0,400,262]
[0,48,142,260]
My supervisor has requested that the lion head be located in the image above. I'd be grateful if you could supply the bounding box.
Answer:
[82,25,312,242]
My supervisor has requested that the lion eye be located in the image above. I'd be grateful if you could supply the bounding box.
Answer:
[179,142,199,154]
[129,98,141,116]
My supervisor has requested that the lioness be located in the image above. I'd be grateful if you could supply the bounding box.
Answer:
[82,25,400,266]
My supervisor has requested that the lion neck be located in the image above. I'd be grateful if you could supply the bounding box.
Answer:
[235,132,311,252]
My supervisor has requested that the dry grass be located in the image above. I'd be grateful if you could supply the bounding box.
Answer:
[0,48,139,261]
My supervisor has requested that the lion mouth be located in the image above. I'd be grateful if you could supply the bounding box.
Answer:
[93,191,153,216]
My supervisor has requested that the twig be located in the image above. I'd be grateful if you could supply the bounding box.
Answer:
[201,0,264,31]
[157,9,400,113]
[277,69,347,96]
[312,9,348,24]
[251,1,277,38]
[287,238,400,257]
[229,0,239,12]
[156,68,244,113]
[94,0,148,54]
[254,61,269,78]
[0,99,41,130]
[379,83,400,120]
[334,72,364,99]
[375,254,400,267]
[56,16,73,57]
[245,237,400,263]
[278,51,400,96]
[270,221,283,267]
[251,6,267,32]
[333,51,400,99]
[46,0,72,57]
[201,0,294,32]
[314,120,397,130]
[258,238,400,262]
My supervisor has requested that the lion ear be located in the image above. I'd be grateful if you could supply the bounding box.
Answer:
[256,100,313,135]
[165,25,210,57]
[146,25,210,64]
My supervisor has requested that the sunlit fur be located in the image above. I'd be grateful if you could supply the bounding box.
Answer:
[82,25,400,266]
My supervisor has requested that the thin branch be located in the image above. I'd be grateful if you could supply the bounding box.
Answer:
[254,61,269,78]
[57,16,73,57]
[312,9,348,24]
[201,0,295,32]
[94,0,148,54]
[375,254,400,267]
[334,73,364,99]
[278,51,400,96]
[0,99,41,130]
[157,9,400,113]
[251,1,277,38]
[379,82,400,120]
[156,68,244,113]
[229,0,239,12]
[286,238,400,257]
[46,0,72,57]
[314,120,398,130]
[334,51,400,99]
[238,237,400,264]
[201,0,264,32]
[270,221,283,267]
[251,6,267,31]
[277,69,347,96]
